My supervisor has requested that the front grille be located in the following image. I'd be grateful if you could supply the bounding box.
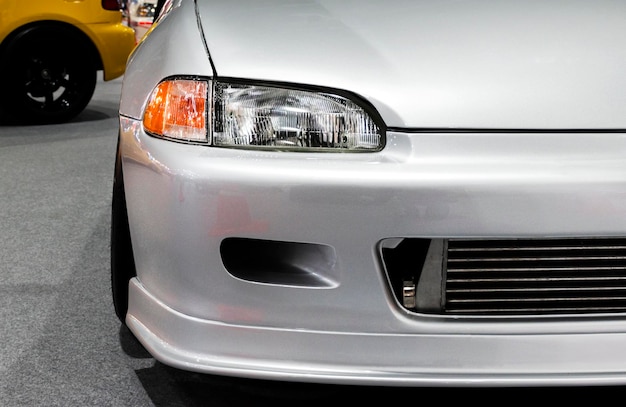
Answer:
[445,238,626,315]
[381,237,626,316]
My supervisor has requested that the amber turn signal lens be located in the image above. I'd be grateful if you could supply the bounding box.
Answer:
[143,79,208,142]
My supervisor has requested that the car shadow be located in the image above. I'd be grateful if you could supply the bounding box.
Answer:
[70,107,115,123]
[0,104,117,126]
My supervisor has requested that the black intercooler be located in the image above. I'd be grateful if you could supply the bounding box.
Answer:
[381,237,626,316]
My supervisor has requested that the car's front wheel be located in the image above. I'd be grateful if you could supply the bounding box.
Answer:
[0,25,97,124]
[111,136,137,324]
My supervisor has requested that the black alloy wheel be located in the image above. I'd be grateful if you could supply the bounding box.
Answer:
[0,26,97,124]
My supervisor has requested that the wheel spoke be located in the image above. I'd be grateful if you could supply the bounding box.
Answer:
[44,91,54,106]
[58,76,71,88]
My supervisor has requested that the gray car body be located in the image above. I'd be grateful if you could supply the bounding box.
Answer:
[118,0,626,386]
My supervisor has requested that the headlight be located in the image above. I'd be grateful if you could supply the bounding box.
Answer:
[143,78,384,152]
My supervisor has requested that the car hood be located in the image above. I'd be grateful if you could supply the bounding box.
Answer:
[197,0,626,129]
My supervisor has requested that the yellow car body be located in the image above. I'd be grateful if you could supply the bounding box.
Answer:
[0,0,136,123]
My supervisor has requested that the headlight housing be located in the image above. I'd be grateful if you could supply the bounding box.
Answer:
[143,78,384,152]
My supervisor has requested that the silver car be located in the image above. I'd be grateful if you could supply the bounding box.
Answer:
[112,0,626,386]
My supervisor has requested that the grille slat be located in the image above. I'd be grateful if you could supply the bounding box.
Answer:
[449,286,626,293]
[449,256,626,262]
[445,237,626,315]
[448,276,626,282]
[448,267,626,272]
[449,306,626,314]
[448,295,626,303]
[449,245,626,252]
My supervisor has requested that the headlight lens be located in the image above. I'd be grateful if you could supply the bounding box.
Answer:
[213,82,382,151]
[143,78,384,151]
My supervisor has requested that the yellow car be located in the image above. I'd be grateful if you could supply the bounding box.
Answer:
[0,0,135,124]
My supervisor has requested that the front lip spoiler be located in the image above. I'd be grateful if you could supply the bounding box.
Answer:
[126,278,626,387]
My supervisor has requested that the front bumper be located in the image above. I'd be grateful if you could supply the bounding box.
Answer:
[120,115,626,385]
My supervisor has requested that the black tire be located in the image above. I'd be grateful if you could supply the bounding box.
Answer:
[111,135,137,323]
[0,26,97,124]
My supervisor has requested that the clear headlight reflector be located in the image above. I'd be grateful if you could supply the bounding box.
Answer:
[213,82,382,151]
[143,79,383,151]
